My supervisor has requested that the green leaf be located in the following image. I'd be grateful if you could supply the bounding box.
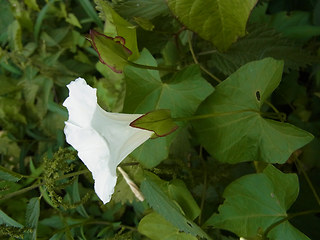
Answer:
[79,0,103,29]
[168,179,200,221]
[138,212,197,240]
[124,49,213,167]
[88,29,132,73]
[7,20,22,51]
[193,58,313,164]
[34,0,54,42]
[0,133,21,160]
[24,0,40,11]
[23,73,53,120]
[206,165,310,240]
[269,11,320,41]
[133,17,155,31]
[0,166,21,182]
[250,7,320,41]
[130,136,171,168]
[112,0,169,20]
[210,25,317,75]
[65,13,82,28]
[71,177,89,218]
[0,0,14,46]
[0,210,23,228]
[124,49,214,117]
[130,109,178,137]
[141,173,211,239]
[24,197,40,240]
[167,0,257,51]
[95,0,139,60]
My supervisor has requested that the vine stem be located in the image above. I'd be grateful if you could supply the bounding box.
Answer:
[0,169,90,201]
[295,157,320,206]
[262,209,320,239]
[127,60,178,72]
[188,31,222,83]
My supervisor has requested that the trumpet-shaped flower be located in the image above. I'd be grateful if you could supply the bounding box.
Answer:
[63,78,153,204]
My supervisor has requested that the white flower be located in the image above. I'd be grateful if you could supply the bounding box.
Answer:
[63,78,153,204]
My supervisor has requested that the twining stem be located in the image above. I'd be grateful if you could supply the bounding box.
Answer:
[295,157,320,207]
[0,169,90,201]
[0,182,43,201]
[188,31,199,65]
[199,65,222,83]
[127,60,178,72]
[262,209,320,239]
[188,31,222,83]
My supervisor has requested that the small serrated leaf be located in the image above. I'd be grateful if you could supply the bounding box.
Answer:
[25,198,40,228]
[0,166,22,182]
[0,210,24,228]
[24,197,40,239]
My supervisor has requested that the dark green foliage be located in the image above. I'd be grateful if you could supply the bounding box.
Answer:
[0,0,319,239]
[209,25,318,75]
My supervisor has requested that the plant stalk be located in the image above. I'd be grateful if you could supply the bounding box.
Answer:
[188,31,222,83]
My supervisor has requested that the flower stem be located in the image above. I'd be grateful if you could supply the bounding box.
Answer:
[262,209,320,239]
[127,60,178,72]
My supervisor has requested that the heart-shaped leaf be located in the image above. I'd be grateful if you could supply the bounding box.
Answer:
[167,0,258,51]
[124,49,214,167]
[193,58,313,164]
[206,165,310,240]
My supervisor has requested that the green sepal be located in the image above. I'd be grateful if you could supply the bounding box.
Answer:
[87,29,132,73]
[130,109,178,137]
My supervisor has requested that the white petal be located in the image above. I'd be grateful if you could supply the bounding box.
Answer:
[63,78,153,204]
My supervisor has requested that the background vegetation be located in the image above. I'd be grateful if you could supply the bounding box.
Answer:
[0,0,320,239]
